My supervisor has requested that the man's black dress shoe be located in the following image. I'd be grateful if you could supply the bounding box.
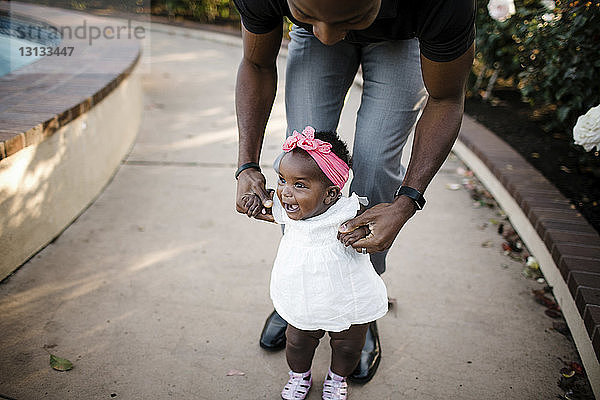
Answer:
[348,321,381,383]
[259,310,287,350]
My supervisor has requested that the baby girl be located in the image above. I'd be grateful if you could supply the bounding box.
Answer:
[243,126,388,400]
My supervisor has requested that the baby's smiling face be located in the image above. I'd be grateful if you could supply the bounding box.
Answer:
[277,150,340,220]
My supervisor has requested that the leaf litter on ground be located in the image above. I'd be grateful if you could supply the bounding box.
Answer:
[557,358,595,400]
[226,369,245,376]
[532,288,560,310]
[455,161,595,398]
[50,354,73,371]
[446,183,462,190]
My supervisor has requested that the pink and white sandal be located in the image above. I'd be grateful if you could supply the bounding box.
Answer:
[281,370,312,399]
[322,369,348,400]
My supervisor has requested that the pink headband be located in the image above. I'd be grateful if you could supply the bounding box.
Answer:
[282,126,350,189]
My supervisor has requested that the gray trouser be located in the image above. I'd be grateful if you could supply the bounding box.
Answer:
[284,26,427,274]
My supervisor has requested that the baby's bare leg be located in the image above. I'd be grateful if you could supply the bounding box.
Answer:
[329,323,369,376]
[285,324,325,372]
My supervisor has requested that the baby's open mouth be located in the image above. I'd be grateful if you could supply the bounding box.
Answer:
[283,202,299,212]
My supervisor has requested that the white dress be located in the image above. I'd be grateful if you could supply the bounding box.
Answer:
[270,193,388,332]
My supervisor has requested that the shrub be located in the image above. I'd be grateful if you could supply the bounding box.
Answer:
[24,0,240,24]
[155,0,239,23]
[473,0,600,133]
[516,1,600,131]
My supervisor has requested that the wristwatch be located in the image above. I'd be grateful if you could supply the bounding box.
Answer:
[394,186,426,211]
[235,162,261,179]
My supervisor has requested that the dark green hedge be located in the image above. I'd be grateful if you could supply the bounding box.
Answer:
[148,0,240,23]
[25,0,240,23]
[474,0,600,133]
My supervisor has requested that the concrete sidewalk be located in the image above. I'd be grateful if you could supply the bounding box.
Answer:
[0,25,581,399]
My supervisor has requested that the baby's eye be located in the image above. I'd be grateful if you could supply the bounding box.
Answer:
[278,176,286,184]
[294,182,306,188]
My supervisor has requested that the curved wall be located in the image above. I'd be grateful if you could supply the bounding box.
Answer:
[0,2,143,280]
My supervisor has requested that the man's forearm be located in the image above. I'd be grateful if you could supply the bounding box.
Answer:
[401,96,464,193]
[235,58,278,166]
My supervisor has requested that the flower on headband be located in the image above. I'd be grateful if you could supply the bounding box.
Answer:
[283,126,333,153]
[281,126,350,189]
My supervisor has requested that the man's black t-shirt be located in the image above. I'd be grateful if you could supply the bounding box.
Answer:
[233,0,475,62]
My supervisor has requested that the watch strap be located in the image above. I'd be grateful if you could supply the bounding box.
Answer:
[235,162,261,179]
[395,185,426,210]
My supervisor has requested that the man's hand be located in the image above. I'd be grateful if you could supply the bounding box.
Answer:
[338,196,416,253]
[236,169,274,222]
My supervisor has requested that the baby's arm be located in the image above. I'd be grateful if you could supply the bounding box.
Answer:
[337,205,370,247]
[241,192,275,223]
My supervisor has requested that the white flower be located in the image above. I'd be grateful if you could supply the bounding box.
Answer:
[573,105,600,152]
[542,12,555,22]
[541,0,556,10]
[488,0,516,22]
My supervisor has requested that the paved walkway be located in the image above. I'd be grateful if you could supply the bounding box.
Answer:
[0,24,581,399]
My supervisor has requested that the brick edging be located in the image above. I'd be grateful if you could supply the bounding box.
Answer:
[458,116,600,361]
[0,3,141,160]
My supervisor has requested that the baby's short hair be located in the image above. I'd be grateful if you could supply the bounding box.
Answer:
[312,130,352,168]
